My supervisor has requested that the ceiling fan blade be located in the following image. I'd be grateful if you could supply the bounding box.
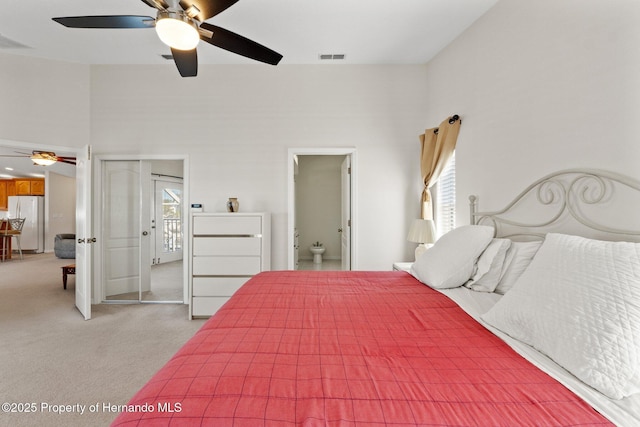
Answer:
[53,15,155,29]
[57,158,77,165]
[180,0,239,21]
[199,23,282,65]
[140,0,169,10]
[171,48,198,77]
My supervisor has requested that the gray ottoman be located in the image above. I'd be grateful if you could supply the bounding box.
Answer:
[54,234,76,259]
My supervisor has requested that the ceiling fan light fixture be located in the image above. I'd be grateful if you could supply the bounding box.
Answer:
[31,152,57,166]
[155,11,199,51]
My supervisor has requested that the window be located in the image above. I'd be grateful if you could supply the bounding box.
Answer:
[435,152,455,237]
[162,187,182,253]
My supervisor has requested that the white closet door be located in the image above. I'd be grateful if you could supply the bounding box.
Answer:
[103,161,151,299]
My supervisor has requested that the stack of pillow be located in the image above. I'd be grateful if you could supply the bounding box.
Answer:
[410,225,640,401]
[410,225,541,294]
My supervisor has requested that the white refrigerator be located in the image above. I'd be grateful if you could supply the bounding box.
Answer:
[8,195,45,253]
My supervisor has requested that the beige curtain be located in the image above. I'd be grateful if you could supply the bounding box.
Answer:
[419,115,461,220]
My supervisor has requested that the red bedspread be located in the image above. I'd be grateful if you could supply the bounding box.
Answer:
[112,271,612,426]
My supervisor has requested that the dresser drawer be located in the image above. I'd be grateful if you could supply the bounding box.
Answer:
[193,256,261,275]
[192,297,229,317]
[193,277,249,296]
[193,216,262,235]
[193,237,261,256]
[190,213,270,318]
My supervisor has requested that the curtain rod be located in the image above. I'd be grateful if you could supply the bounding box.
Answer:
[152,173,184,180]
[433,114,461,134]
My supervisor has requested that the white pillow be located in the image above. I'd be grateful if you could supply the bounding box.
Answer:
[410,225,494,289]
[482,233,640,400]
[494,241,542,294]
[465,238,511,292]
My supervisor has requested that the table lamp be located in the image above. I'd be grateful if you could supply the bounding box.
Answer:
[407,219,436,260]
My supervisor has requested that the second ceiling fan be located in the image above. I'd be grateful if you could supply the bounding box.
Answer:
[0,151,76,166]
[53,0,283,77]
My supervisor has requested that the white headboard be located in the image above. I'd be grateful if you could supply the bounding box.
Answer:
[469,169,640,243]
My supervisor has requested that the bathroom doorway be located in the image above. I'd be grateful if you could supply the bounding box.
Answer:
[287,148,357,270]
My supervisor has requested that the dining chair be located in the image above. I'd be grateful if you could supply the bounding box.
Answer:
[1,218,25,261]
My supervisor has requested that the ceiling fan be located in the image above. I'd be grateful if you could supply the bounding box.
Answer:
[52,0,283,77]
[0,151,77,166]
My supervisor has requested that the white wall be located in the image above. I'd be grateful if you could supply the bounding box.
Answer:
[0,53,90,146]
[423,0,640,226]
[0,57,428,269]
[0,53,88,254]
[89,65,429,269]
[8,0,636,269]
[46,172,76,253]
[151,160,184,178]
[295,155,343,261]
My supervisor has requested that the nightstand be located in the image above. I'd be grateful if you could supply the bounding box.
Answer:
[392,262,413,272]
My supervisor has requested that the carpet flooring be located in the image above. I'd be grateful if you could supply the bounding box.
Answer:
[0,253,206,427]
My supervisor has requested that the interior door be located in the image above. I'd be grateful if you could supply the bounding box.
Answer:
[75,145,92,320]
[341,156,351,270]
[103,160,151,300]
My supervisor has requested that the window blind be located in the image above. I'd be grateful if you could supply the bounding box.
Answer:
[435,153,456,237]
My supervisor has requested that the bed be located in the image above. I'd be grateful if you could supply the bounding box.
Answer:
[112,169,640,426]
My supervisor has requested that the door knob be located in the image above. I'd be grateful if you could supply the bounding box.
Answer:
[142,231,149,236]
[338,228,343,233]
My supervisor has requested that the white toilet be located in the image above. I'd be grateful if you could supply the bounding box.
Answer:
[309,244,325,264]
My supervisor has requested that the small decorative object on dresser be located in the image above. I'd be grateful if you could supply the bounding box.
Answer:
[226,197,239,212]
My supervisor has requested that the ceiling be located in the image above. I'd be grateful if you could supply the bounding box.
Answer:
[0,0,497,178]
[0,0,497,66]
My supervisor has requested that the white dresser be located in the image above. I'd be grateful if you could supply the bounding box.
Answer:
[190,212,271,318]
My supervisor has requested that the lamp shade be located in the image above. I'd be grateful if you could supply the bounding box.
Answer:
[407,219,436,244]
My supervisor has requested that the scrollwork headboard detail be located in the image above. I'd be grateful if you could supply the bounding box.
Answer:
[469,169,640,242]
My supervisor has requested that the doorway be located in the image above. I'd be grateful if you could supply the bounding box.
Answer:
[0,140,92,318]
[287,148,357,270]
[97,158,186,304]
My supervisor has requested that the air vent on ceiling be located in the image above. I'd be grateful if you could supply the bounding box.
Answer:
[319,54,346,61]
[0,33,30,49]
